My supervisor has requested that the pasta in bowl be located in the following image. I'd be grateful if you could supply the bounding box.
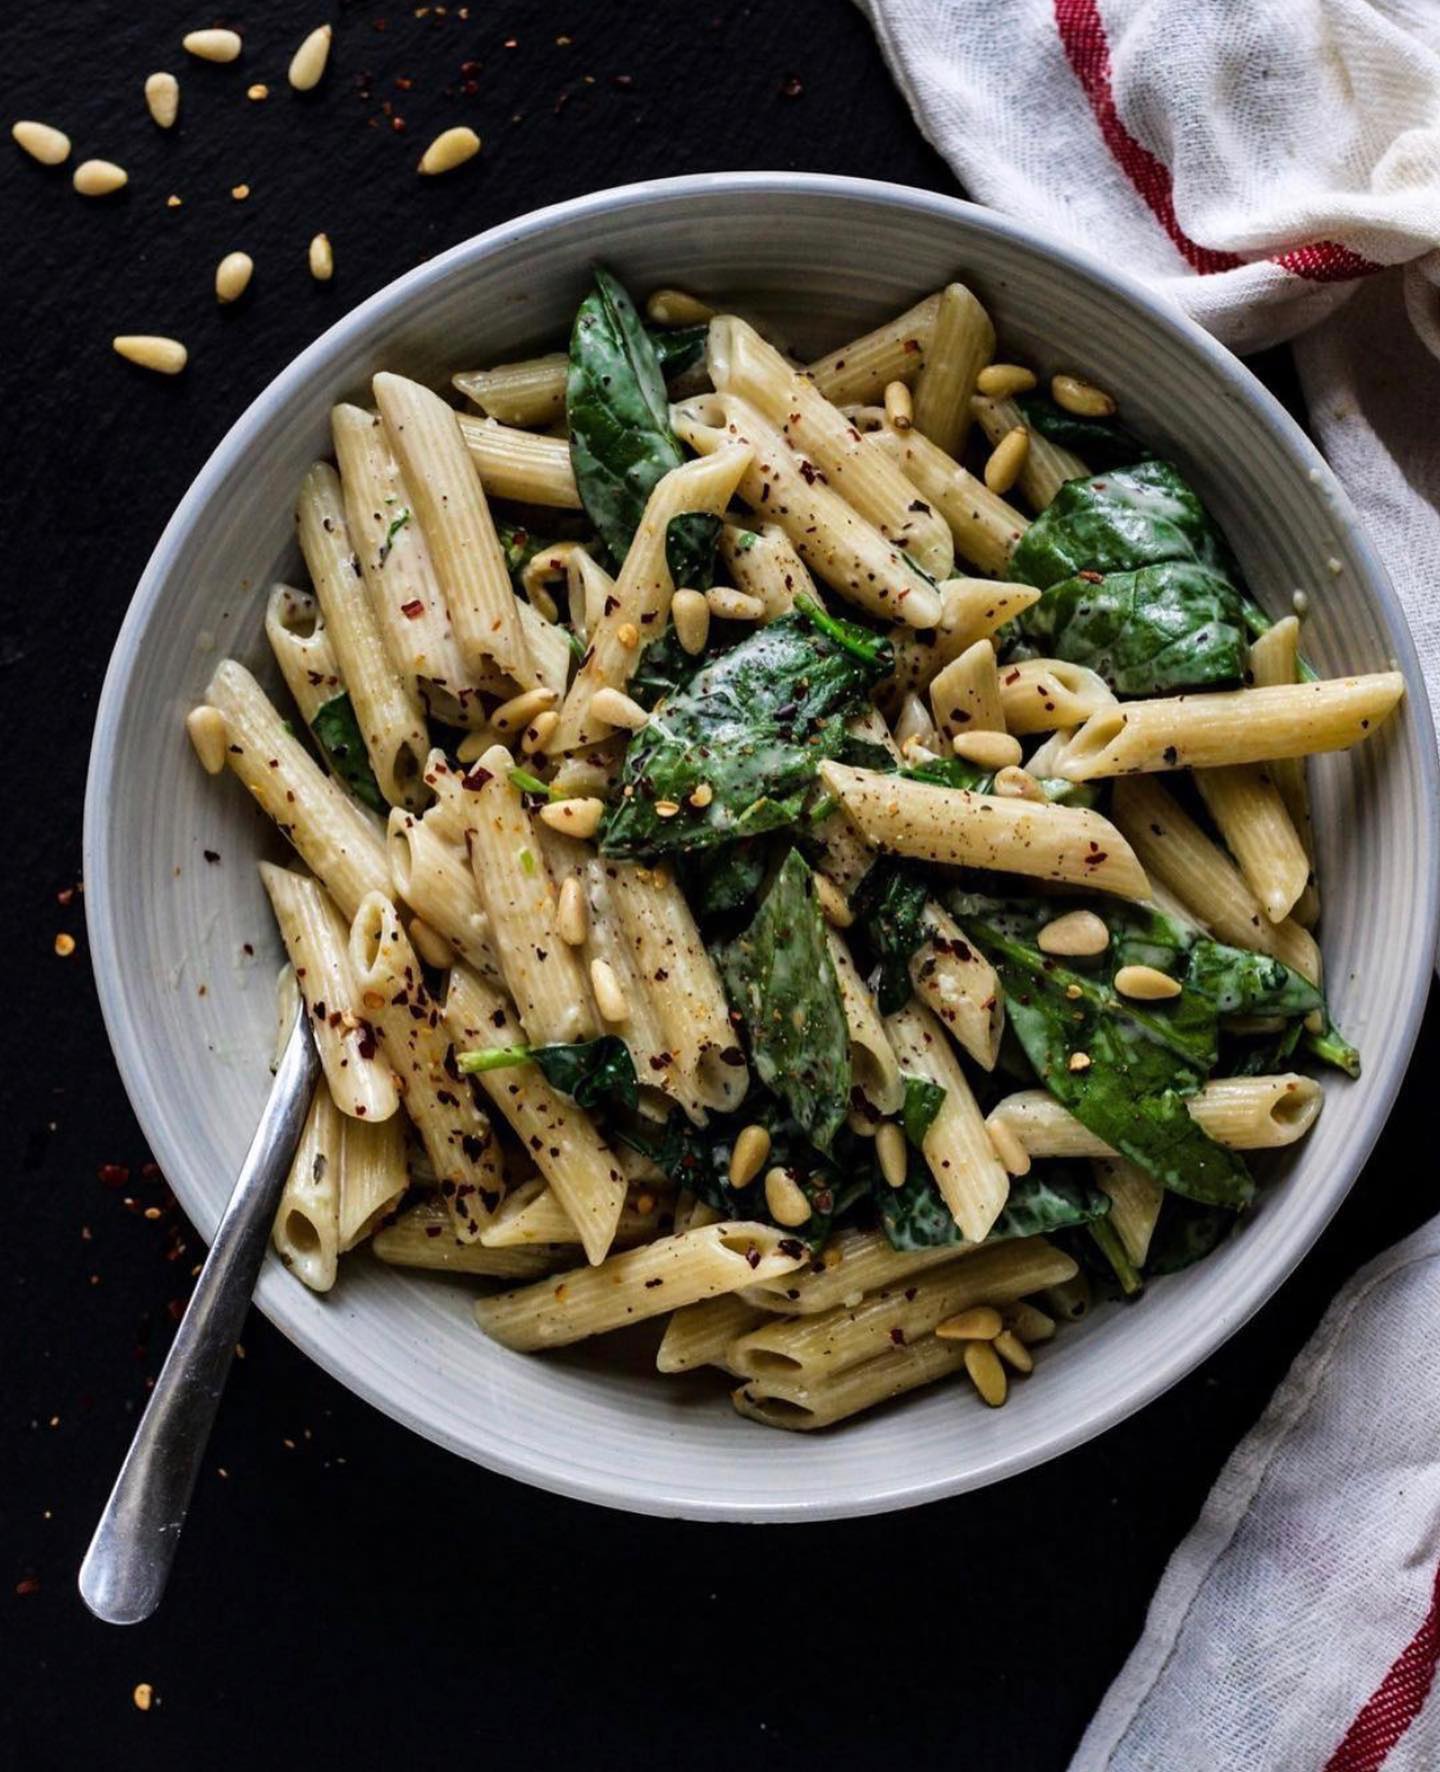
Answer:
[87,176,1437,1514]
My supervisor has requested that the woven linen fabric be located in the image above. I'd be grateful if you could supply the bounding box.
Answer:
[858,2,1440,1766]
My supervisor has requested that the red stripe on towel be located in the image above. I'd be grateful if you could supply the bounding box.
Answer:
[1052,0,1381,284]
[1325,1559,1440,1770]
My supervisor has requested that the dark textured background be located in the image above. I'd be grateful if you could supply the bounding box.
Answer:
[6,3,1434,1768]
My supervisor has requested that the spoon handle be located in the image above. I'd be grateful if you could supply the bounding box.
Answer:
[78,1012,319,1624]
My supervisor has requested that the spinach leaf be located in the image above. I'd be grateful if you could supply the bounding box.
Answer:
[1015,392,1148,469]
[681,838,773,920]
[850,863,932,1016]
[1305,1011,1362,1080]
[1223,1017,1304,1078]
[876,1153,1108,1252]
[718,849,851,1149]
[566,267,717,589]
[650,323,709,382]
[965,915,1255,1208]
[458,1035,638,1112]
[1016,562,1248,695]
[901,1075,946,1145]
[1145,1195,1235,1274]
[600,606,891,859]
[310,693,385,813]
[900,754,1098,808]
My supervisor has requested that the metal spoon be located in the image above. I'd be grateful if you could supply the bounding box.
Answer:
[79,1009,319,1624]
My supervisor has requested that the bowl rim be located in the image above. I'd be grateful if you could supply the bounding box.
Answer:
[84,171,1440,1520]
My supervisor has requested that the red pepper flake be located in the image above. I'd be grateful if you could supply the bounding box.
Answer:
[56,886,75,906]
[166,1298,187,1322]
[611,73,633,88]
[460,765,493,791]
[97,1162,131,1187]
[889,1327,906,1346]
[1077,569,1104,583]
[15,1576,40,1597]
[400,598,425,619]
[779,74,803,99]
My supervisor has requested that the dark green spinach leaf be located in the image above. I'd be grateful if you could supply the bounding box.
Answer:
[457,1034,639,1112]
[876,1152,1109,1252]
[1145,1195,1235,1274]
[1015,392,1148,469]
[311,693,385,813]
[901,1075,946,1145]
[850,863,932,1016]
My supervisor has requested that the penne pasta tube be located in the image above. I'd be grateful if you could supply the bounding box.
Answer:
[479,1175,667,1250]
[1092,1157,1164,1267]
[1194,765,1310,924]
[742,1225,962,1314]
[909,902,1005,1071]
[453,352,568,427]
[337,1109,409,1250]
[349,892,504,1241]
[806,292,941,405]
[331,403,488,718]
[889,577,1043,700]
[1249,615,1319,925]
[1111,776,1319,980]
[998,658,1116,736]
[989,1072,1324,1159]
[883,1000,1010,1242]
[717,520,816,620]
[1055,674,1406,779]
[473,1222,810,1351]
[272,1082,342,1292]
[929,638,1005,739]
[551,444,754,750]
[656,1294,769,1375]
[708,315,955,579]
[444,963,627,1266]
[672,395,942,630]
[730,1237,1075,1387]
[385,804,503,980]
[264,584,341,723]
[371,1196,560,1278]
[296,461,433,809]
[603,859,750,1114]
[868,422,1029,576]
[827,928,905,1118]
[441,745,597,1043]
[970,391,1087,509]
[910,281,995,458]
[373,371,537,690]
[259,863,400,1123]
[817,760,1152,901]
[205,659,391,920]
[456,412,583,507]
[732,1334,972,1431]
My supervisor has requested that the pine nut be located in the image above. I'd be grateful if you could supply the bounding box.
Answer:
[883,379,913,431]
[456,730,488,764]
[984,425,1031,495]
[590,686,649,731]
[74,159,128,196]
[1114,963,1182,1001]
[654,800,681,819]
[705,586,765,622]
[113,335,187,374]
[288,23,333,92]
[185,704,228,773]
[521,709,559,756]
[993,1329,1034,1374]
[875,1122,908,1189]
[1068,1051,1092,1072]
[729,1124,772,1188]
[688,782,713,808]
[814,872,853,929]
[644,288,714,327]
[671,588,711,655]
[144,72,180,128]
[247,83,269,102]
[764,1166,812,1228]
[538,796,605,840]
[951,729,1022,771]
[985,1112,1031,1177]
[12,120,70,165]
[308,232,334,282]
[936,1304,1003,1342]
[993,765,1045,801]
[1052,373,1116,418]
[1002,1301,1056,1344]
[408,916,453,969]
[418,125,481,175]
[1037,909,1109,957]
[491,685,557,734]
[183,28,243,62]
[962,1339,1008,1406]
[215,251,253,303]
[590,958,629,1024]
[556,876,588,947]
[976,362,1037,398]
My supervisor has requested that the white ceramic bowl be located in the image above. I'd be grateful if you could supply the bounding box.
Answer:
[86,173,1439,1519]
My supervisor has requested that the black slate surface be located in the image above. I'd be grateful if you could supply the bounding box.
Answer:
[5,3,1434,1768]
